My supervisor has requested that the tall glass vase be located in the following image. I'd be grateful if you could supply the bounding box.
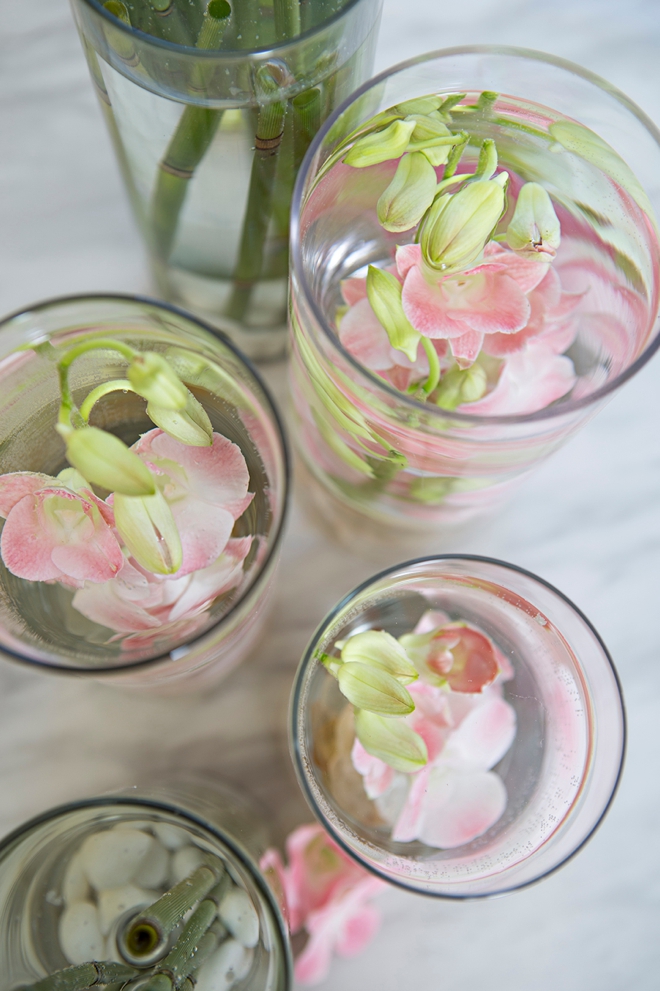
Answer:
[70,0,384,360]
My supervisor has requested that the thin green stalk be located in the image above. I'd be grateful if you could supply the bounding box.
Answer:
[292,87,322,173]
[58,339,137,371]
[225,66,288,321]
[148,0,195,46]
[20,961,138,991]
[273,0,301,41]
[79,379,136,422]
[233,0,259,48]
[141,887,228,990]
[103,2,139,65]
[150,1,232,262]
[421,337,440,395]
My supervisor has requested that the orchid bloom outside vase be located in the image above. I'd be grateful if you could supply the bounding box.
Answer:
[290,556,625,897]
[0,295,288,690]
[288,47,660,539]
[0,782,292,990]
[70,0,384,360]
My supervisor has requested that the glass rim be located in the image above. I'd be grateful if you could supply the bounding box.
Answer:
[0,291,291,675]
[0,792,293,984]
[289,552,627,899]
[79,0,370,59]
[290,44,660,427]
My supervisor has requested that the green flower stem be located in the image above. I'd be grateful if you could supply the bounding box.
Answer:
[273,0,301,41]
[57,339,137,371]
[142,885,228,990]
[20,961,138,991]
[148,0,195,46]
[233,0,260,47]
[292,87,322,173]
[225,76,288,322]
[421,337,440,395]
[122,863,223,961]
[79,379,136,422]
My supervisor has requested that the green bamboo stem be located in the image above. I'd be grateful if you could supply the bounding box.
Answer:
[225,66,288,321]
[233,0,259,48]
[140,889,227,990]
[103,2,139,65]
[273,0,301,41]
[149,1,232,262]
[20,961,138,991]
[292,87,322,173]
[148,0,195,46]
[122,863,223,962]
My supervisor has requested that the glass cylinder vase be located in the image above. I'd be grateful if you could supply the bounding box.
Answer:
[0,782,292,990]
[290,556,625,897]
[70,0,384,360]
[0,294,288,690]
[289,47,660,542]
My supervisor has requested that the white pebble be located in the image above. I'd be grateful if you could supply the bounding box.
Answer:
[171,845,205,884]
[153,822,190,851]
[59,902,104,965]
[81,828,154,891]
[195,939,252,991]
[61,852,90,906]
[97,884,157,936]
[219,888,260,949]
[133,839,170,888]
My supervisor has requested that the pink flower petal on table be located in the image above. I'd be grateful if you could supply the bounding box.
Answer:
[444,696,517,769]
[0,472,54,518]
[339,298,397,371]
[462,342,576,416]
[334,899,381,958]
[396,243,423,279]
[340,277,368,307]
[351,738,395,798]
[392,766,431,842]
[450,330,484,368]
[418,767,508,848]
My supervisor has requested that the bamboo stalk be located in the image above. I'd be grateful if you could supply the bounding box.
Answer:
[225,64,288,321]
[148,0,195,46]
[273,0,301,41]
[20,961,138,991]
[292,87,321,173]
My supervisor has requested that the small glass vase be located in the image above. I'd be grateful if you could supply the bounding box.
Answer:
[0,782,292,989]
[289,47,660,540]
[0,294,288,689]
[69,0,384,360]
[290,556,625,897]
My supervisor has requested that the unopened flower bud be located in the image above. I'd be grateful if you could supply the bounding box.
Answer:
[421,174,508,273]
[475,139,498,180]
[377,152,438,233]
[60,426,156,496]
[341,630,418,685]
[113,488,182,575]
[343,119,416,168]
[506,181,561,259]
[354,709,428,773]
[435,364,488,409]
[366,266,421,362]
[128,352,188,410]
[395,96,443,116]
[147,390,213,447]
[338,661,415,716]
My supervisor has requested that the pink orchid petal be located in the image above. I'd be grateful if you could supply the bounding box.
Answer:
[340,277,368,307]
[1,494,63,582]
[169,499,234,577]
[439,624,500,693]
[392,766,431,842]
[72,569,164,633]
[483,244,549,293]
[456,272,531,335]
[444,696,517,769]
[462,342,576,415]
[418,767,508,848]
[350,738,395,799]
[166,538,251,622]
[450,330,484,368]
[395,243,422,279]
[335,900,381,957]
[339,298,397,371]
[414,609,451,634]
[0,472,54,518]
[294,928,335,986]
[402,265,471,338]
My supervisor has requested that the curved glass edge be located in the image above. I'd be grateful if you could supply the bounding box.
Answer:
[290,44,660,427]
[288,553,627,899]
[0,292,291,675]
[0,793,293,988]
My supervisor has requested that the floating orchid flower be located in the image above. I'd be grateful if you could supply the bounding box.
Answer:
[259,824,386,986]
[0,470,123,586]
[400,621,500,692]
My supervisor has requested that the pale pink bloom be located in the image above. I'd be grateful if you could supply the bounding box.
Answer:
[460,340,576,416]
[132,429,253,578]
[0,471,122,586]
[351,739,395,798]
[72,536,252,639]
[259,824,386,986]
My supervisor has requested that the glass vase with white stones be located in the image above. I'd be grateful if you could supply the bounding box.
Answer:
[0,783,292,991]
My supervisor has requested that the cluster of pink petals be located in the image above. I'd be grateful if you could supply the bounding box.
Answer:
[339,243,584,415]
[0,472,123,587]
[352,612,517,850]
[261,824,386,986]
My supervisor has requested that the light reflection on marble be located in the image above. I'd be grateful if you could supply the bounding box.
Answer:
[1,1,659,989]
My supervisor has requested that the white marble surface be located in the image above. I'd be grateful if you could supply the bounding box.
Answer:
[1,1,660,988]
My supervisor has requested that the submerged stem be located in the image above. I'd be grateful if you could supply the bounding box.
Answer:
[79,379,136,422]
[20,961,138,991]
[273,0,301,41]
[421,337,440,395]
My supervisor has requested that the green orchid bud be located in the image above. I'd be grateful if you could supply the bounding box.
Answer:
[377,152,438,233]
[366,266,421,362]
[435,364,488,409]
[60,426,156,496]
[147,389,213,447]
[341,630,419,684]
[114,488,182,575]
[474,139,498,180]
[420,144,455,167]
[354,709,428,773]
[395,96,443,116]
[506,181,561,259]
[405,114,455,150]
[343,119,416,168]
[128,352,188,410]
[337,661,415,716]
[421,173,508,273]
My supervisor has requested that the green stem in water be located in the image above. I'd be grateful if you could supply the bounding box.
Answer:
[57,338,138,371]
[102,1,138,66]
[20,961,138,991]
[292,87,322,174]
[225,65,288,323]
[273,0,301,41]
[148,0,195,46]
[421,337,440,395]
[79,379,136,422]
